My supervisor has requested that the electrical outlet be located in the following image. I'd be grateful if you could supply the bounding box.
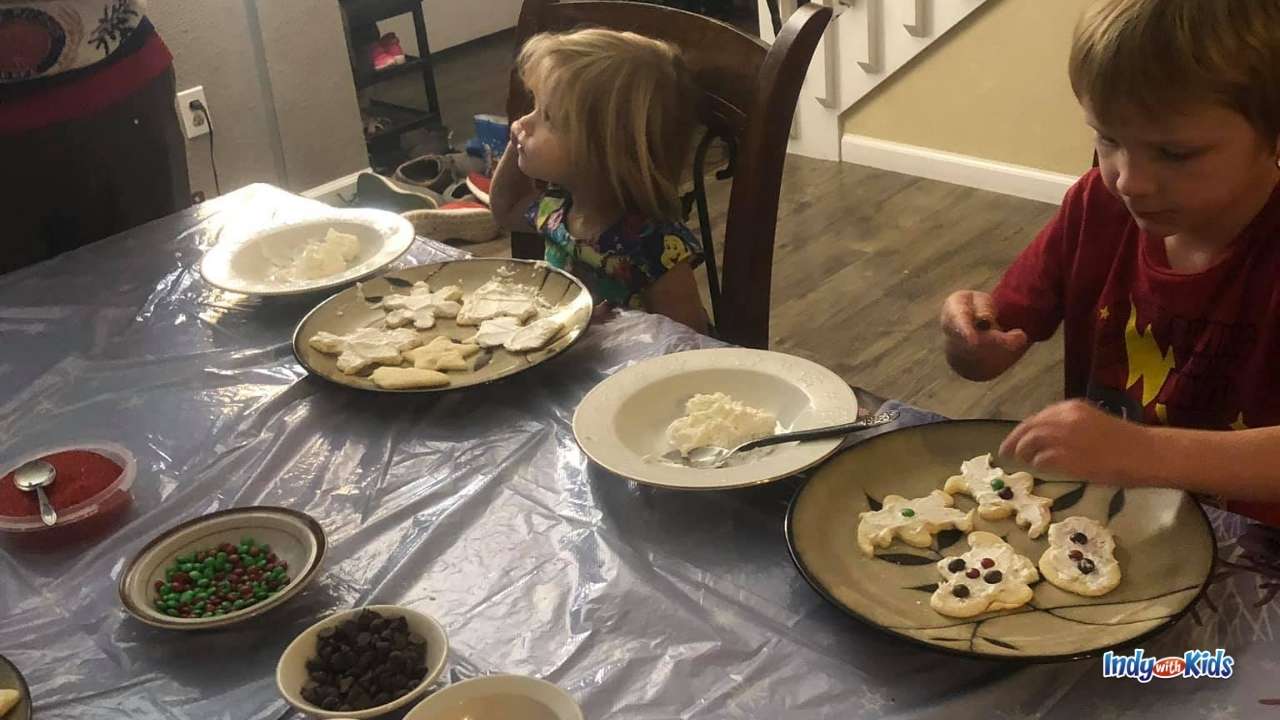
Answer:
[175,86,210,140]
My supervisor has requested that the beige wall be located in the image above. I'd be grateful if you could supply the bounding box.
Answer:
[841,0,1095,176]
[148,1,367,197]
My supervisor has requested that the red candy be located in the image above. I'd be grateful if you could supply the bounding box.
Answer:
[980,558,995,569]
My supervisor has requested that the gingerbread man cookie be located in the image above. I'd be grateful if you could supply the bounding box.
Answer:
[857,490,974,557]
[1038,516,1121,596]
[931,531,1039,617]
[944,454,1052,539]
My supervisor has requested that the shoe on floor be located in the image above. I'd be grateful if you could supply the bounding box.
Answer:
[402,200,500,244]
[441,179,475,203]
[380,33,407,65]
[369,40,395,71]
[465,171,491,206]
[355,173,440,213]
[393,155,453,194]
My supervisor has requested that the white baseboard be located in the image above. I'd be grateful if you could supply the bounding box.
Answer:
[302,168,371,199]
[840,134,1077,205]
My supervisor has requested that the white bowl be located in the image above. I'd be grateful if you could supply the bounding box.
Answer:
[276,604,449,719]
[118,506,326,630]
[574,348,858,490]
[200,211,414,296]
[404,675,583,720]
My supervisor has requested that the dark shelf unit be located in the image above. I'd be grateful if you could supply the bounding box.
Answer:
[338,0,443,152]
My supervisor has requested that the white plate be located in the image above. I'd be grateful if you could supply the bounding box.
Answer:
[200,210,415,296]
[573,348,857,490]
[403,675,582,720]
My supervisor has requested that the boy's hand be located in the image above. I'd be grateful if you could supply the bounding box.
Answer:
[999,400,1149,485]
[940,290,1029,380]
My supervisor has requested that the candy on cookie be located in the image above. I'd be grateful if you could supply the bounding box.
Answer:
[1038,516,1121,597]
[944,454,1052,539]
[931,531,1039,618]
[857,489,974,556]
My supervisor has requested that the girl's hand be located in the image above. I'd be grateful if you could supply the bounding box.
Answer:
[940,290,1029,380]
[999,400,1151,485]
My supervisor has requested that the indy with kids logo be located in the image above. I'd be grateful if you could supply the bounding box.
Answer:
[1103,648,1235,683]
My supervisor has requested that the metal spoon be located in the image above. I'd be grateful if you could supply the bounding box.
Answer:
[14,460,57,526]
[665,410,901,469]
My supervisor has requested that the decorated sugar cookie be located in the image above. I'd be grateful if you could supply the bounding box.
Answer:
[857,490,974,556]
[1038,516,1121,596]
[944,454,1052,539]
[931,531,1039,618]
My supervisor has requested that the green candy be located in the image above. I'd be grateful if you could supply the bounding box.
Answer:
[188,570,202,581]
[216,551,228,562]
[991,478,1005,491]
[164,569,176,581]
[164,608,178,617]
[232,600,245,610]
[166,598,179,609]
[241,537,255,547]
[197,578,211,588]
[901,508,916,518]
[179,590,195,604]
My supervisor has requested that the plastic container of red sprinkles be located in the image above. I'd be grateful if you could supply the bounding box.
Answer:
[0,442,136,547]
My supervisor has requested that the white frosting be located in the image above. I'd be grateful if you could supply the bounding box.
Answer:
[456,279,540,326]
[267,228,361,281]
[944,454,1052,538]
[505,317,563,352]
[1039,516,1121,596]
[665,393,776,456]
[931,531,1039,617]
[470,316,523,348]
[308,326,423,374]
[382,283,462,329]
[857,490,974,556]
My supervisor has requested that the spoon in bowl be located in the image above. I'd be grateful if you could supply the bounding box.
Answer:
[664,410,900,469]
[14,460,58,526]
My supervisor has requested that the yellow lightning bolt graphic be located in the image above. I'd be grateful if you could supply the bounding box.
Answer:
[1124,300,1176,408]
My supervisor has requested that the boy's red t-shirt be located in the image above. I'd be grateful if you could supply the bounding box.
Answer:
[993,168,1280,526]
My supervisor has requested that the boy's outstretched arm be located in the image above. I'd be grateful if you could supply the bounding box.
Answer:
[1000,399,1280,502]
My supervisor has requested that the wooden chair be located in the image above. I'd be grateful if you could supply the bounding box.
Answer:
[506,0,831,349]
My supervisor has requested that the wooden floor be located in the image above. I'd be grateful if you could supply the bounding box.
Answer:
[396,31,1068,421]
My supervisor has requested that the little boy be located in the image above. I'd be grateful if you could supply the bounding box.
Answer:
[941,0,1280,525]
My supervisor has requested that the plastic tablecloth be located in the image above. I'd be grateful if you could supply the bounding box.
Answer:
[1,185,1277,719]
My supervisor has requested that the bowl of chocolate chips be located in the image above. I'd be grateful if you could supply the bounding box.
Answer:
[276,605,448,719]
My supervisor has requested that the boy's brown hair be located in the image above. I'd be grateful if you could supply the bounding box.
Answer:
[517,28,696,221]
[1069,0,1280,141]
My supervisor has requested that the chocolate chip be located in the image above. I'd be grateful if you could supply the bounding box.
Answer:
[966,568,980,579]
[1068,550,1083,561]
[301,610,429,711]
[980,558,995,569]
[1078,558,1096,574]
[998,488,1014,500]
[952,584,970,598]
[947,559,966,573]
[1070,532,1088,545]
[983,570,1003,584]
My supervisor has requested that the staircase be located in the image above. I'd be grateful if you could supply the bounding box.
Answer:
[759,0,989,161]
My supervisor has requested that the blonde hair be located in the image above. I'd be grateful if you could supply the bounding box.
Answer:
[517,28,695,220]
[1069,0,1280,141]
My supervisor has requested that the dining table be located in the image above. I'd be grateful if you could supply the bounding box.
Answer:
[0,184,1276,720]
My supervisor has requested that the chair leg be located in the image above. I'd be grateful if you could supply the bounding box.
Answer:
[510,230,543,260]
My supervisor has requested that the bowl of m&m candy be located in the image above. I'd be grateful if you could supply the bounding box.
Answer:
[118,506,326,630]
[0,442,136,548]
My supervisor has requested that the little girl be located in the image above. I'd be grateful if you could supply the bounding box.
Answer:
[489,28,709,333]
